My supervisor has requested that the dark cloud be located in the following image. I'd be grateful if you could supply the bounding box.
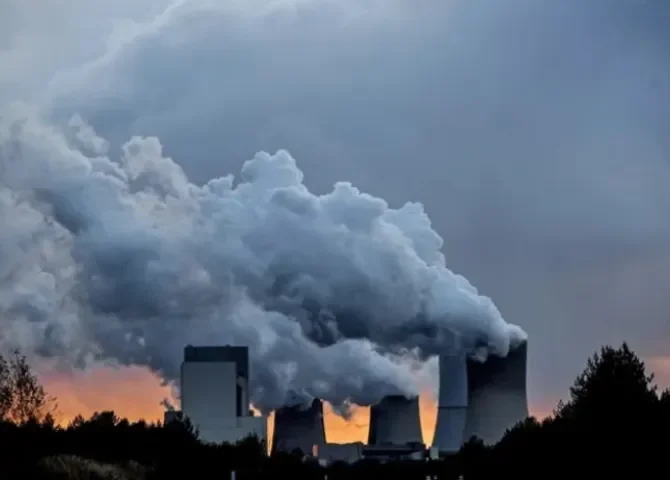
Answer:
[0,106,525,411]
[1,0,669,410]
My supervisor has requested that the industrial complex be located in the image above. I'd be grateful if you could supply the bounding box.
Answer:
[463,341,529,445]
[173,346,266,445]
[272,398,326,456]
[432,342,529,451]
[165,341,529,463]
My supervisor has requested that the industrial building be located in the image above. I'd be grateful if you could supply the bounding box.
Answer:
[165,340,528,456]
[317,442,365,464]
[432,353,469,454]
[463,341,529,445]
[272,398,326,455]
[433,340,529,453]
[362,443,431,462]
[317,442,437,465]
[273,394,425,462]
[179,345,266,445]
[311,394,426,465]
[271,341,528,460]
[368,395,423,446]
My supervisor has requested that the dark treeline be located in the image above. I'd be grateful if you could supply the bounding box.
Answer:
[1,343,669,479]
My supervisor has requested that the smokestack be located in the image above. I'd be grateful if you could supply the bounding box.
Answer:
[367,395,423,446]
[463,341,529,445]
[432,354,468,454]
[271,399,326,455]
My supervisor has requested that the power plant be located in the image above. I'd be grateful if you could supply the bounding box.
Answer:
[433,341,530,453]
[368,395,423,446]
[463,341,529,445]
[272,398,326,455]
[432,353,469,454]
[165,340,529,459]
[178,345,266,445]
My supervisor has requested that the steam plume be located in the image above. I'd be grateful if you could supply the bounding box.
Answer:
[0,104,526,412]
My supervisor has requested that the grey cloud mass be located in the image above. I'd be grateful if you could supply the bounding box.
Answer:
[0,103,524,411]
[1,0,670,412]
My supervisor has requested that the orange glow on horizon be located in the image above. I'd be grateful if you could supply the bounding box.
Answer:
[40,363,619,442]
[43,366,173,425]
[43,365,439,442]
[646,356,670,390]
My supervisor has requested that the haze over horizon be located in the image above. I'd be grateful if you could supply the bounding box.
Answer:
[1,0,670,440]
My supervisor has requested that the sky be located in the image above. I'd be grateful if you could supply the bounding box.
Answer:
[1,0,670,441]
[43,365,437,444]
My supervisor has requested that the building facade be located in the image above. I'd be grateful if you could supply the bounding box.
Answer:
[180,345,266,445]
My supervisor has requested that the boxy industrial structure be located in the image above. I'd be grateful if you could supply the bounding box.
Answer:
[167,340,528,456]
[179,345,266,445]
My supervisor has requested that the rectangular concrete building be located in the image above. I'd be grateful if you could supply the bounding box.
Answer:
[180,345,266,445]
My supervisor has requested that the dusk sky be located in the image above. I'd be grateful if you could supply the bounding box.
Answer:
[1,0,670,442]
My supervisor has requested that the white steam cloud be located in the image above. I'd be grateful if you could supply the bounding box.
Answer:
[0,104,526,412]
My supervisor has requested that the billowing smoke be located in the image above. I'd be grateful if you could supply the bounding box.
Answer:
[0,103,526,412]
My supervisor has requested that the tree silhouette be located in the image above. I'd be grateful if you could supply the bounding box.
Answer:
[538,343,659,468]
[0,350,56,423]
[658,387,670,429]
[2,342,669,478]
[0,354,12,419]
[86,411,120,429]
[556,343,658,431]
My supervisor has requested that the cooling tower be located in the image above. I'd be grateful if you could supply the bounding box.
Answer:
[463,341,529,445]
[272,399,326,456]
[432,354,468,454]
[367,395,423,446]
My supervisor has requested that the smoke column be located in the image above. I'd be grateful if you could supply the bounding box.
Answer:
[0,104,526,412]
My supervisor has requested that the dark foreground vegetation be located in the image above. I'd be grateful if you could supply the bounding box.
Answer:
[1,343,669,479]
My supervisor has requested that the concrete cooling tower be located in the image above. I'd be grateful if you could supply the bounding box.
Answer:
[272,399,326,456]
[432,354,469,454]
[367,395,423,446]
[463,341,529,445]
